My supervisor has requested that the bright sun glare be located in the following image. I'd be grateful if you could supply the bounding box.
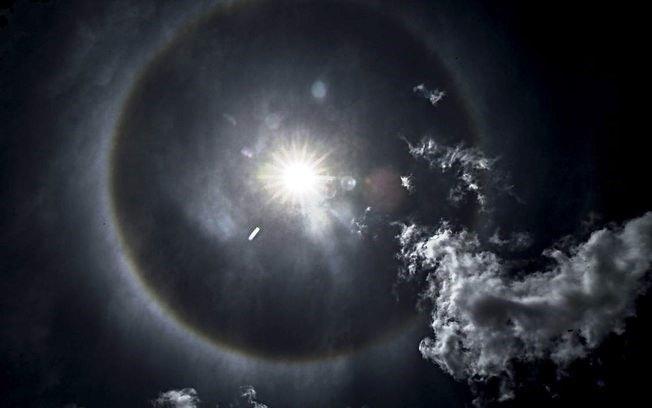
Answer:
[281,160,318,195]
[259,142,331,206]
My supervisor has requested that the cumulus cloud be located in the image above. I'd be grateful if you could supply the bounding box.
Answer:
[396,212,652,401]
[152,388,200,408]
[413,83,445,106]
[405,137,498,209]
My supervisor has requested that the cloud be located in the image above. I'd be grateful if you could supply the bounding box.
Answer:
[350,206,393,240]
[413,84,445,106]
[396,212,652,401]
[240,385,269,408]
[152,386,268,408]
[488,229,533,251]
[152,388,200,408]
[400,175,414,193]
[405,137,498,210]
[350,206,373,237]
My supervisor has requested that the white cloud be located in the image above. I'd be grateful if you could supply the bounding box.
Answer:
[152,386,268,408]
[240,385,269,408]
[413,84,445,106]
[153,388,200,408]
[397,212,652,401]
[400,175,414,193]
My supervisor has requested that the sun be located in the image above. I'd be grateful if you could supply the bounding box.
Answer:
[280,160,318,195]
[259,142,332,206]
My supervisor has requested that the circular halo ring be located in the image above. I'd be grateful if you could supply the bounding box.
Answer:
[108,0,484,364]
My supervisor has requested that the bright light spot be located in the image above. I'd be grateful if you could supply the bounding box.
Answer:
[259,142,331,207]
[340,176,356,191]
[281,161,318,195]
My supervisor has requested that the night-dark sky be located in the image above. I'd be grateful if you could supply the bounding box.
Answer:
[1,1,650,407]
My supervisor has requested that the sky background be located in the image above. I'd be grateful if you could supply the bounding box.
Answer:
[1,1,650,407]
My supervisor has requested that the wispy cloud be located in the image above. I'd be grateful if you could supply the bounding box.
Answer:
[240,385,269,408]
[405,137,498,210]
[396,212,652,403]
[488,229,533,251]
[413,84,445,106]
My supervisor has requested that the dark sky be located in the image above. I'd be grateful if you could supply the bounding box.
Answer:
[1,1,650,407]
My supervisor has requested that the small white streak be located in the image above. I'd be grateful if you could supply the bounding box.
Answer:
[248,226,261,241]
